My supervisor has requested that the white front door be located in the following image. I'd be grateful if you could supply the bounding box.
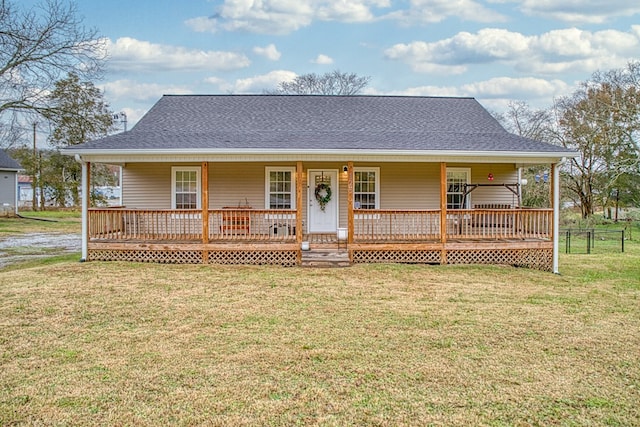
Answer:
[308,170,338,233]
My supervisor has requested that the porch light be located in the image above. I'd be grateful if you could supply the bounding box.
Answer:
[342,165,348,173]
[487,173,494,181]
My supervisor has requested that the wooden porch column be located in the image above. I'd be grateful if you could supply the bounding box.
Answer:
[347,161,354,248]
[296,161,303,258]
[81,161,90,261]
[201,162,209,263]
[440,162,447,264]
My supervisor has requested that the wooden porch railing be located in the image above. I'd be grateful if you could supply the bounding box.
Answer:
[353,209,441,241]
[89,209,203,240]
[210,209,297,241]
[89,208,551,243]
[446,208,552,240]
[88,208,297,242]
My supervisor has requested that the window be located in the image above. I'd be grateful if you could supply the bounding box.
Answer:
[171,166,201,209]
[265,167,296,209]
[446,168,470,209]
[353,167,380,209]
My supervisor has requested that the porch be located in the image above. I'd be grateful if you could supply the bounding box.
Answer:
[86,207,553,270]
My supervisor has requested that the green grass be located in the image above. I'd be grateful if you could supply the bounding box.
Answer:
[0,211,81,235]
[1,240,638,425]
[0,212,638,425]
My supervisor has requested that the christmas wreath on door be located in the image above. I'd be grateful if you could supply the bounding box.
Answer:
[314,183,332,211]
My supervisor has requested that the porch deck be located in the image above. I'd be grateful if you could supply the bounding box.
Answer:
[86,207,553,270]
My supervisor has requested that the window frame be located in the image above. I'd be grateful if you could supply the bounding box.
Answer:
[353,167,380,210]
[171,166,201,210]
[265,166,296,210]
[446,167,471,210]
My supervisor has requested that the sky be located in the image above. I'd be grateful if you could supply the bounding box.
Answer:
[39,1,640,129]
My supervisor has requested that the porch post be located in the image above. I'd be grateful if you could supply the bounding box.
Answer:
[81,160,90,262]
[440,162,447,264]
[551,162,560,274]
[296,161,303,263]
[201,162,209,264]
[347,161,354,247]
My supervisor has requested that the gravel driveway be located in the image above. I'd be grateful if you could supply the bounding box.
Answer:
[0,232,82,268]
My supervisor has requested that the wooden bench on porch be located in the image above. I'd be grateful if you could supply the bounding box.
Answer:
[221,208,251,236]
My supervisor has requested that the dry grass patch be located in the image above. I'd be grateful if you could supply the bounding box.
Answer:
[1,247,639,425]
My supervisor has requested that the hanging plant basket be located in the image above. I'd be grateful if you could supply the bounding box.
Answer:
[314,183,332,211]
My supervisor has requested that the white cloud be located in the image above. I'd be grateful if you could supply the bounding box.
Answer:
[380,76,568,99]
[206,70,298,93]
[387,0,506,25]
[385,27,640,76]
[312,54,334,65]
[185,0,500,35]
[106,37,250,72]
[101,80,193,103]
[516,0,640,24]
[370,76,571,110]
[253,44,281,61]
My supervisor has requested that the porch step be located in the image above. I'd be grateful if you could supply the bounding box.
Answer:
[301,249,351,268]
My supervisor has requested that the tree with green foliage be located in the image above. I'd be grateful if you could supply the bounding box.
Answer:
[269,70,371,95]
[42,72,114,207]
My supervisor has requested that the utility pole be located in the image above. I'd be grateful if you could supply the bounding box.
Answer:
[32,122,38,211]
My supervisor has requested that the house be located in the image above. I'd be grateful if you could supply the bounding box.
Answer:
[0,150,21,216]
[64,95,577,272]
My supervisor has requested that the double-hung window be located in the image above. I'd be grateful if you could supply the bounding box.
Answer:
[265,167,296,210]
[171,166,201,209]
[353,167,380,209]
[446,168,470,209]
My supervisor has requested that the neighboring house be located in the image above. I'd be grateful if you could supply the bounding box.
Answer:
[18,175,35,208]
[64,95,577,272]
[0,150,21,215]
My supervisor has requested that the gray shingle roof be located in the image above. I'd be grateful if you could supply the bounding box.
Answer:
[71,95,573,154]
[0,150,21,170]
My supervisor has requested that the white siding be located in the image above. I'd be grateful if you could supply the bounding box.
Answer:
[122,161,520,214]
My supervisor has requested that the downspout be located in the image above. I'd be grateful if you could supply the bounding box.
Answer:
[78,155,89,262]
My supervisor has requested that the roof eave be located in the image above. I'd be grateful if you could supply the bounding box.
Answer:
[64,147,578,159]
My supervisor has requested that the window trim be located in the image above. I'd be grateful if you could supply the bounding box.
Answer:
[353,167,380,210]
[171,166,201,210]
[265,166,296,210]
[446,167,471,210]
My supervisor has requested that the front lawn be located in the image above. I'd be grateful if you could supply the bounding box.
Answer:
[1,242,638,425]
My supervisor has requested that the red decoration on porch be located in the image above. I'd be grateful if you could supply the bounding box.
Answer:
[487,173,494,181]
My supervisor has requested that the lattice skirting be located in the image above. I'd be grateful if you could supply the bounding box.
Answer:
[89,249,203,264]
[351,249,442,264]
[88,249,298,266]
[208,250,298,266]
[350,248,552,271]
[446,248,552,271]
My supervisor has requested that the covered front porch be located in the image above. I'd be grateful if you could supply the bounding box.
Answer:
[80,161,560,271]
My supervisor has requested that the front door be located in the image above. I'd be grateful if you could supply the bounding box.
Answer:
[308,170,338,233]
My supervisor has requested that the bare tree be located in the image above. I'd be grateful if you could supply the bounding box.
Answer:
[493,101,557,207]
[0,0,106,126]
[553,61,640,218]
[268,70,371,95]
